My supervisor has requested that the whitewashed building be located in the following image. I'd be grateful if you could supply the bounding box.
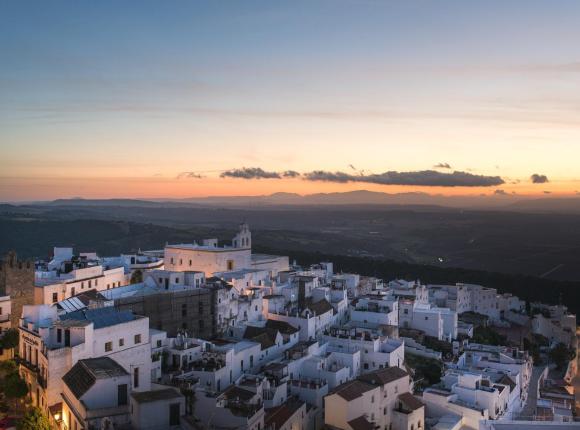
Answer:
[18,304,151,409]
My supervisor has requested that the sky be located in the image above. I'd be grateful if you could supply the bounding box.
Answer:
[1,0,580,201]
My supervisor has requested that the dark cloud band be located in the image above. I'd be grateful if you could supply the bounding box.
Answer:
[303,170,504,187]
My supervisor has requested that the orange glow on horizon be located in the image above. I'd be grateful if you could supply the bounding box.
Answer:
[0,175,577,202]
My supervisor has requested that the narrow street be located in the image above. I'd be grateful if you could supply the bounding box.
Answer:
[519,366,545,419]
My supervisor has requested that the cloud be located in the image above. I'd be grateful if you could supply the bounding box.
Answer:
[303,170,504,187]
[282,170,301,178]
[494,189,508,196]
[543,191,552,194]
[434,163,452,169]
[177,172,204,179]
[220,167,282,179]
[531,173,549,184]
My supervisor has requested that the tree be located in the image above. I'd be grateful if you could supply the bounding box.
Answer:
[16,408,51,430]
[549,343,576,370]
[2,373,28,400]
[472,326,508,346]
[0,359,18,377]
[0,328,19,350]
[130,269,143,284]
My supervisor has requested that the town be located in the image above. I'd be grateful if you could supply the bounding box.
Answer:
[0,224,578,430]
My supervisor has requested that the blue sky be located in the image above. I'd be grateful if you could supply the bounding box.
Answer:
[1,1,580,199]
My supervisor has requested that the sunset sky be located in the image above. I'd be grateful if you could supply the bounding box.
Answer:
[1,1,580,201]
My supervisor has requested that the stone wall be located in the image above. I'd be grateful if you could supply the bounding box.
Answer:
[0,251,35,327]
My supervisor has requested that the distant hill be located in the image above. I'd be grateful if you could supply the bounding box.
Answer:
[11,190,579,213]
[154,190,517,209]
[507,197,580,213]
[47,198,170,208]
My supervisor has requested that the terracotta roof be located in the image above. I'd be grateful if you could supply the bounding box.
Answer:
[243,326,279,350]
[397,392,424,411]
[498,375,516,392]
[329,380,376,401]
[221,385,256,402]
[348,416,374,430]
[266,319,299,335]
[306,299,333,315]
[265,398,304,430]
[359,367,408,386]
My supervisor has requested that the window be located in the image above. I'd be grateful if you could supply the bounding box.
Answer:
[404,309,409,314]
[175,278,179,284]
[199,320,204,330]
[179,259,182,265]
[189,260,192,266]
[52,293,58,303]
[57,329,62,343]
[95,279,98,286]
[227,260,234,270]
[118,384,128,406]
[105,342,113,352]
[371,395,375,403]
[170,258,174,264]
[133,367,139,388]
[119,338,124,347]
[181,304,187,317]
[81,282,84,289]
[425,316,428,320]
[134,334,141,344]
[241,360,244,371]
[71,287,75,297]
[88,280,92,288]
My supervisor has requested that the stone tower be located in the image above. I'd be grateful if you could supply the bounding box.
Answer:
[0,251,35,327]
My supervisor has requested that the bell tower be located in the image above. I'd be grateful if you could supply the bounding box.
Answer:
[232,223,251,249]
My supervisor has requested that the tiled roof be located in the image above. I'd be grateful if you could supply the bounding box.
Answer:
[329,380,376,401]
[348,416,374,430]
[265,319,299,335]
[306,299,333,315]
[63,357,128,399]
[397,392,424,411]
[221,385,256,402]
[358,366,408,386]
[265,398,304,430]
[243,326,278,350]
